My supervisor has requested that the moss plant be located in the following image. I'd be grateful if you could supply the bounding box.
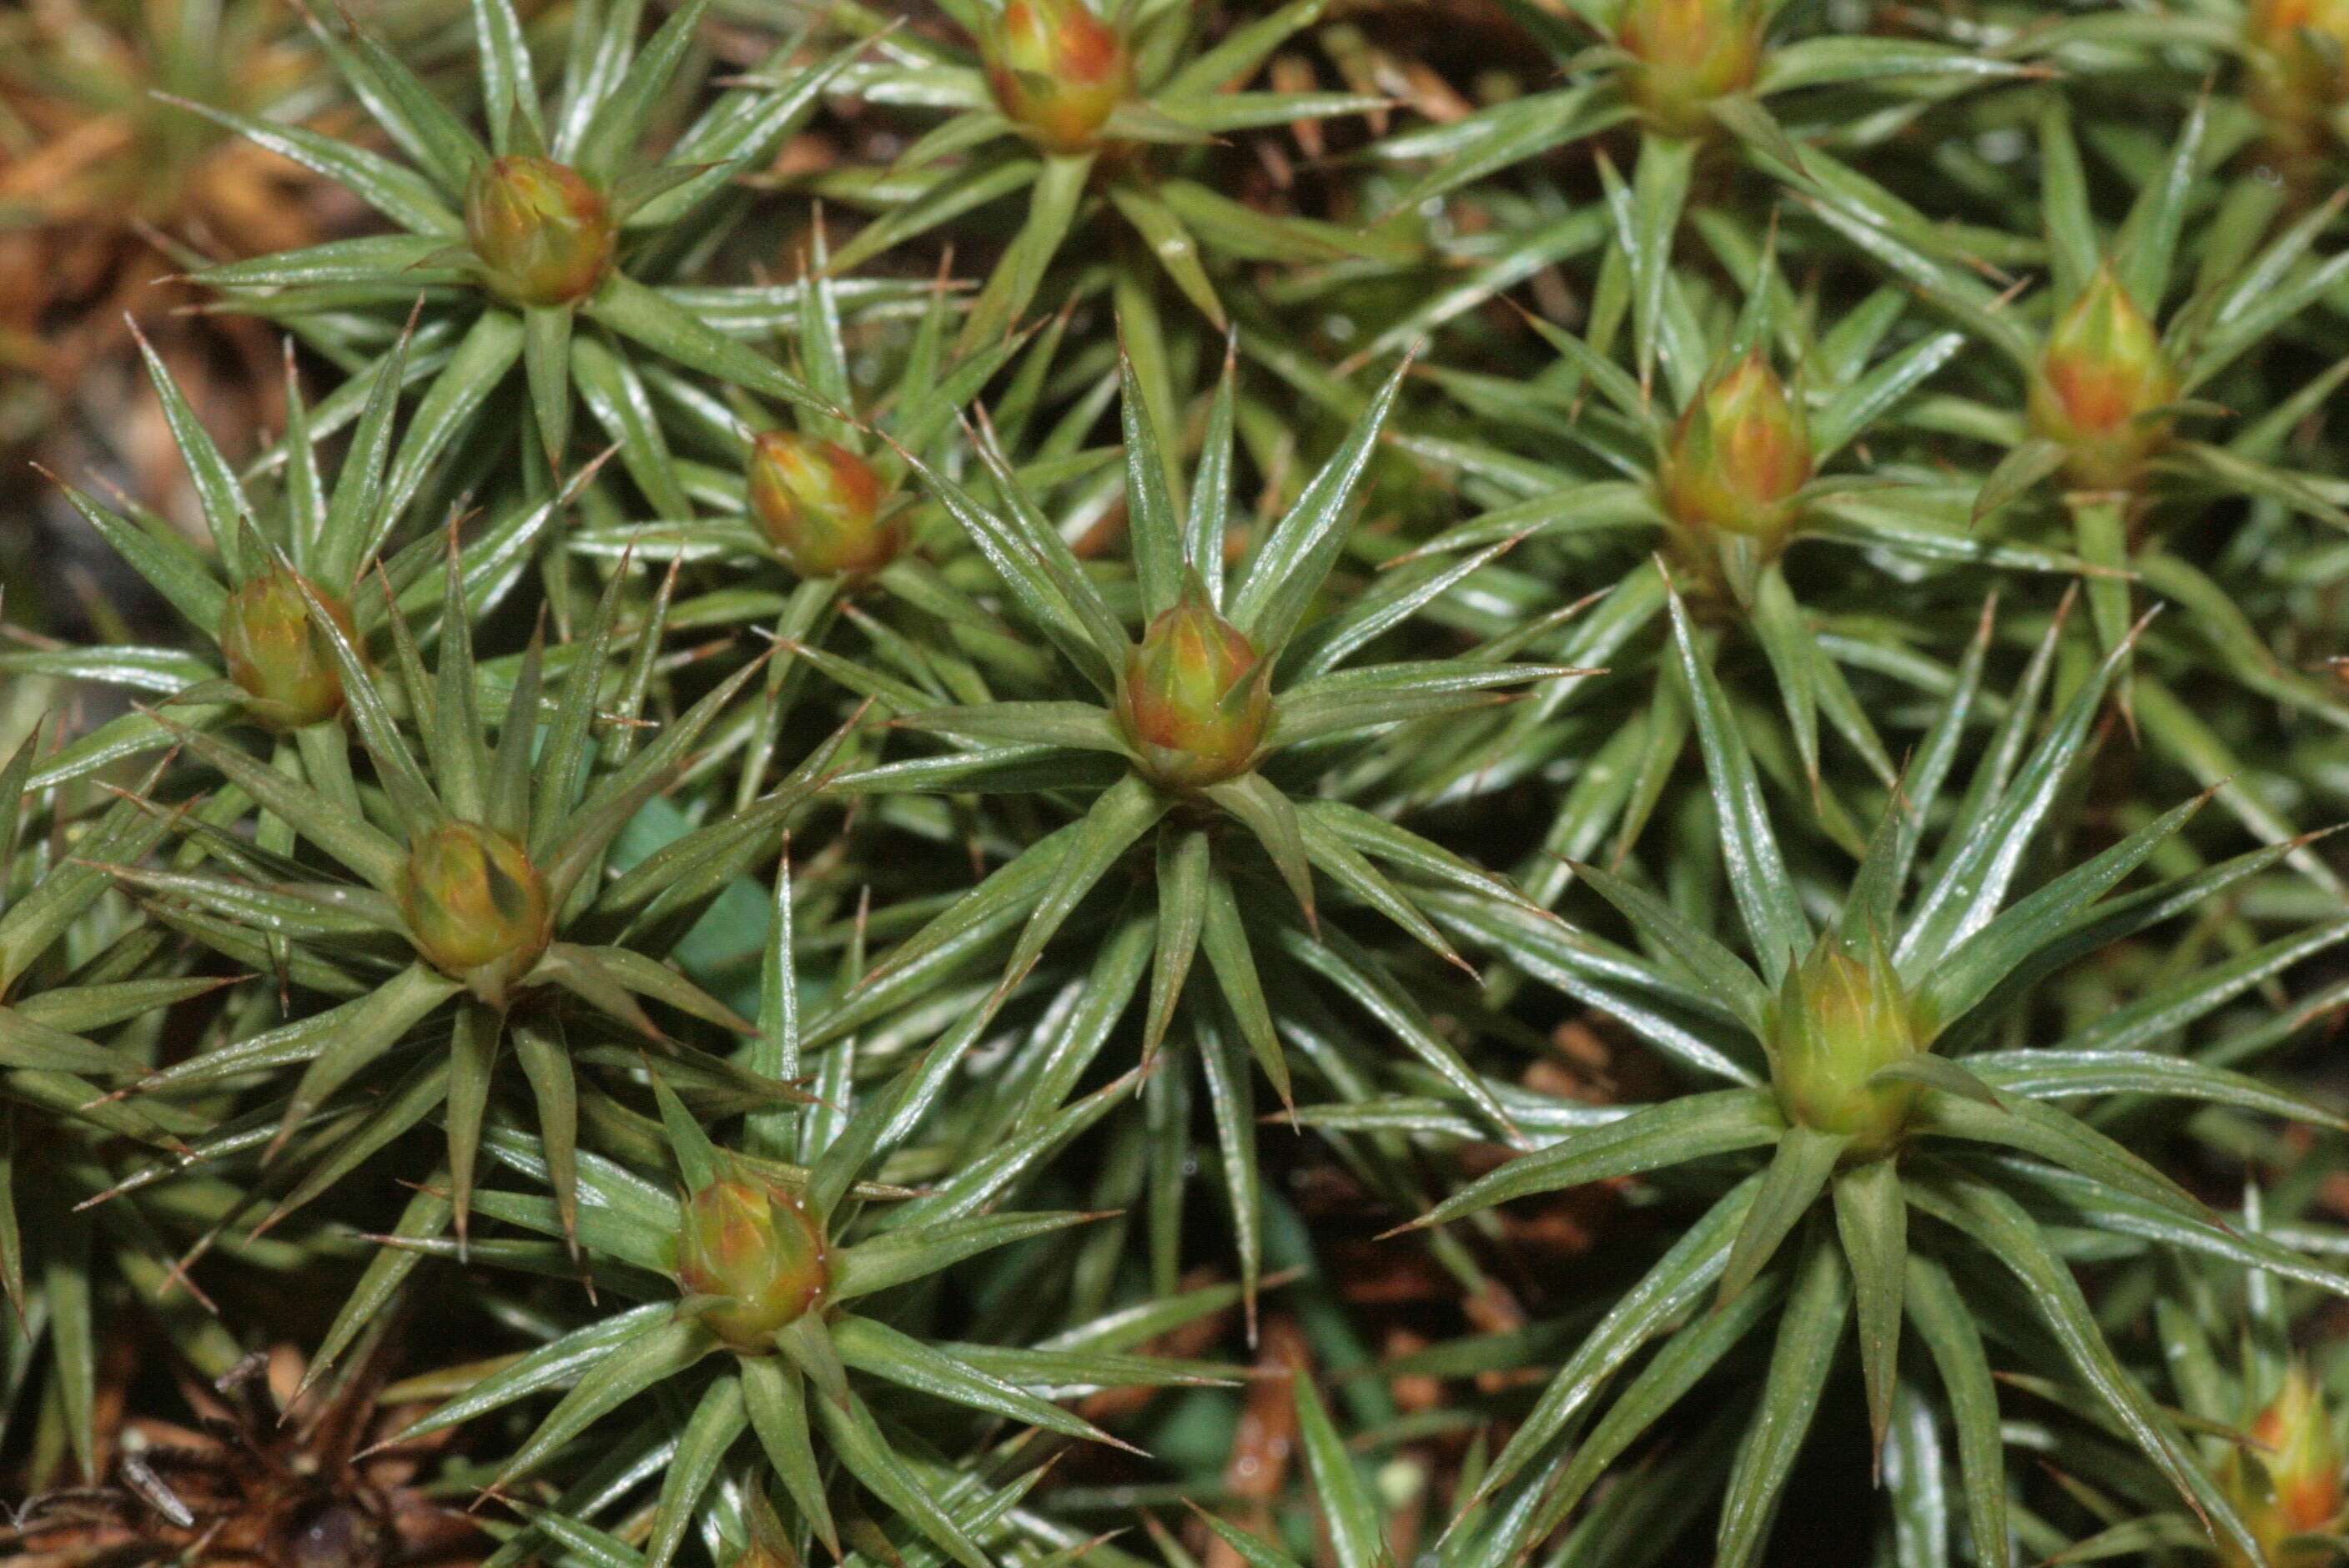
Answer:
[10,5,2349,1567]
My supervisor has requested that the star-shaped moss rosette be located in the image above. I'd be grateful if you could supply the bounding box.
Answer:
[360,879,1236,1568]
[1812,93,2349,872]
[3,324,591,794]
[176,0,858,518]
[87,540,797,1253]
[799,0,1409,349]
[1376,229,2090,856]
[766,344,1587,1313]
[1370,591,2349,1567]
[566,228,1059,817]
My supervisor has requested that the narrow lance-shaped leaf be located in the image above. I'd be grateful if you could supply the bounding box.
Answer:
[1120,344,1186,618]
[1226,357,1411,652]
[1904,1253,2008,1568]
[1146,827,1212,1058]
[1667,588,1809,984]
[1469,1175,1763,1505]
[1716,1230,1851,1568]
[490,1317,716,1492]
[643,1370,746,1568]
[999,775,1170,994]
[1718,1124,1847,1307]
[815,1391,992,1568]
[739,1354,838,1556]
[1899,615,2138,972]
[1195,998,1261,1338]
[1403,1090,1781,1231]
[747,850,802,1160]
[1187,337,1238,603]
[444,1002,502,1247]
[513,1021,583,1254]
[1293,1371,1385,1568]
[1832,1157,1906,1456]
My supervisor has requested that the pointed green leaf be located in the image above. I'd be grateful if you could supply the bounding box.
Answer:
[645,1370,747,1568]
[1226,359,1409,652]
[1831,1157,1906,1453]
[1720,1124,1846,1307]
[1411,1090,1780,1229]
[1715,1231,1849,1568]
[1667,591,1808,984]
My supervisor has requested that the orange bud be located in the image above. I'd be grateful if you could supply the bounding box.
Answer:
[1659,352,1813,555]
[219,568,356,731]
[2223,1365,2347,1567]
[2257,1368,2346,1534]
[2028,266,2177,490]
[464,155,615,308]
[1769,936,1922,1164]
[398,820,551,982]
[1115,589,1271,790]
[674,1177,829,1354]
[986,0,1131,153]
[746,431,902,578]
[1618,0,1765,137]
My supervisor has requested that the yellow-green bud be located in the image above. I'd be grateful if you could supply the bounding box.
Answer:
[218,568,356,731]
[2249,0,2349,143]
[2224,1366,2348,1568]
[1769,938,1922,1163]
[985,0,1131,154]
[1659,352,1812,557]
[745,431,902,578]
[674,1177,829,1355]
[1618,0,1765,138]
[464,155,615,308]
[1115,590,1271,790]
[398,820,551,982]
[2028,266,2178,491]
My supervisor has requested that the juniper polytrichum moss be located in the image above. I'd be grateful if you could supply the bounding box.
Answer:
[15,2,2349,1566]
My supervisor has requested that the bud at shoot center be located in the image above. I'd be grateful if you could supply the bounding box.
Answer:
[1116,589,1272,790]
[1769,937,1922,1163]
[674,1177,829,1354]
[2247,0,2349,141]
[2257,1367,2345,1533]
[2028,266,2178,490]
[1659,352,1812,557]
[399,820,551,981]
[745,430,902,578]
[464,155,616,308]
[2224,1365,2347,1568]
[219,568,357,731]
[985,0,1131,154]
[1617,0,1765,138]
